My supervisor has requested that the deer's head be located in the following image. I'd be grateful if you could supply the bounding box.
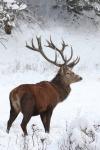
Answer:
[59,66,82,85]
[26,37,82,85]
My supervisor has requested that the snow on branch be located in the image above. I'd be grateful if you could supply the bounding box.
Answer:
[0,0,27,34]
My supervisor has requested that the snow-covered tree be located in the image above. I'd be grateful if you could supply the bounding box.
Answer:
[0,0,27,34]
[55,0,100,16]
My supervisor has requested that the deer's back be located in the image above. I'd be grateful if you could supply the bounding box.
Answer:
[10,81,60,113]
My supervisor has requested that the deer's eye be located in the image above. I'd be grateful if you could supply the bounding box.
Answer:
[66,72,70,75]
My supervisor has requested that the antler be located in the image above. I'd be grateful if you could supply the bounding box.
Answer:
[68,56,80,68]
[26,36,63,67]
[26,37,79,68]
[67,47,80,68]
[46,37,68,62]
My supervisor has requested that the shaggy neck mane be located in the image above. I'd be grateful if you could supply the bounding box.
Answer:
[51,71,68,88]
[51,71,71,101]
[51,73,64,86]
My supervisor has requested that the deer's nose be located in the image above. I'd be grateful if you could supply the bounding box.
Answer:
[79,77,83,80]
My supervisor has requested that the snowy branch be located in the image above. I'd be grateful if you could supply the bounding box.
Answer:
[0,0,27,34]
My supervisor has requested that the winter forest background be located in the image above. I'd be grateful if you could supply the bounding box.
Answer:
[0,0,100,150]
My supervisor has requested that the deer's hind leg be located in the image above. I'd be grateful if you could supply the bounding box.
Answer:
[20,93,34,136]
[7,104,19,133]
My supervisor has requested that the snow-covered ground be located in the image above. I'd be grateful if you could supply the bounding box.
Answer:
[0,18,100,150]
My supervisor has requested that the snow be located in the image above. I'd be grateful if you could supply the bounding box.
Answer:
[0,14,100,149]
[18,4,27,11]
[3,0,15,2]
[11,4,19,10]
[2,0,27,11]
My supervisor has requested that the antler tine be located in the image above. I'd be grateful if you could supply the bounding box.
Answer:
[74,56,80,65]
[26,38,39,52]
[55,52,57,64]
[66,46,73,63]
[50,36,55,49]
[26,40,34,50]
[68,56,80,68]
[31,38,36,50]
[61,40,68,52]
[36,36,42,51]
[46,36,56,49]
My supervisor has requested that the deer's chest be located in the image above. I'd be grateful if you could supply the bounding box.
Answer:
[60,86,71,101]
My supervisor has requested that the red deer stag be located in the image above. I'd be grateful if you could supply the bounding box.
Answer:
[7,37,82,136]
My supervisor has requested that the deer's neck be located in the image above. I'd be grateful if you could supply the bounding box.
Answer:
[51,73,71,101]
